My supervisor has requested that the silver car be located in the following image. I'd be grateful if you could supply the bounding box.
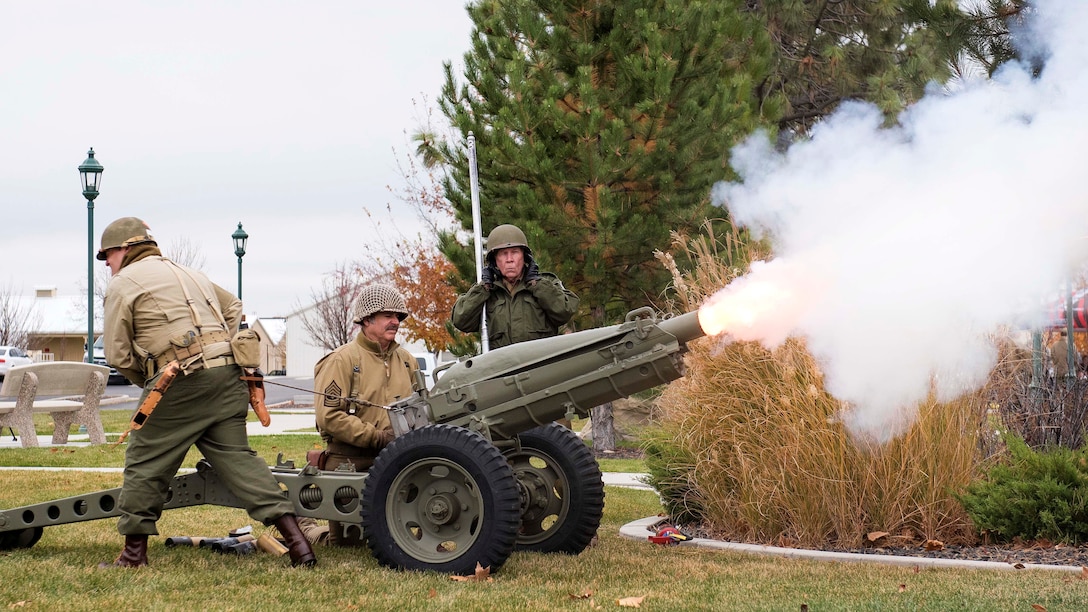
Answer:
[0,346,33,380]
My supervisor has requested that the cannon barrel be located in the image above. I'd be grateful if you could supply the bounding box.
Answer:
[390,308,706,441]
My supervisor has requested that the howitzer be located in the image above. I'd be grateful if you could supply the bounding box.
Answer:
[0,307,705,575]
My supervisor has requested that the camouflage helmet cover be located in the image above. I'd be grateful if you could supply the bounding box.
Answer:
[485,224,532,265]
[353,283,410,323]
[97,217,157,260]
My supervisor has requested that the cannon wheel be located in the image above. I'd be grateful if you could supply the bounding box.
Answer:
[361,424,521,575]
[508,423,604,554]
[0,527,43,551]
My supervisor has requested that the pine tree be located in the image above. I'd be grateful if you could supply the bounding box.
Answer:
[752,0,960,134]
[435,0,777,327]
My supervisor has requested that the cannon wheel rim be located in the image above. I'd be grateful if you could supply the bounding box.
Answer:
[509,423,604,554]
[0,526,43,551]
[361,424,521,575]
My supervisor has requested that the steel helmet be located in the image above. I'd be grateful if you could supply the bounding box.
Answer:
[485,224,532,265]
[353,283,410,323]
[97,217,157,260]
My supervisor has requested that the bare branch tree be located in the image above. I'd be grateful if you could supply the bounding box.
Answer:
[0,283,42,348]
[297,263,368,352]
[165,236,206,270]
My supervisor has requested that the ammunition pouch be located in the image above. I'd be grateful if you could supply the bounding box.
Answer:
[230,328,262,368]
[153,329,232,372]
[305,449,329,470]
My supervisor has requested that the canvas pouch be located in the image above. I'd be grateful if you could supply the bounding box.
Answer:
[230,328,262,368]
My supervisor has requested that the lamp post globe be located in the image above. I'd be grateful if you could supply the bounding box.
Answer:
[232,222,248,300]
[78,148,103,364]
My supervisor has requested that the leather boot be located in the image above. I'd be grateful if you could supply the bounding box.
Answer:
[98,535,149,568]
[275,514,317,567]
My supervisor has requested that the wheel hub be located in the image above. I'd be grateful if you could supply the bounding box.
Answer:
[425,491,461,525]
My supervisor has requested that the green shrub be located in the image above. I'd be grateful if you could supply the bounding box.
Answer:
[957,432,1088,544]
[642,425,705,526]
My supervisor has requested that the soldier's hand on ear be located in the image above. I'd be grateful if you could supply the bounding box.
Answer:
[525,256,542,286]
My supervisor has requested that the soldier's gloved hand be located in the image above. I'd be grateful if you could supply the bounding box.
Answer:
[378,428,396,448]
[480,265,494,289]
[525,259,542,286]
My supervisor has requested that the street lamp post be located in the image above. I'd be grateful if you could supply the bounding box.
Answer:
[78,149,103,364]
[232,222,248,300]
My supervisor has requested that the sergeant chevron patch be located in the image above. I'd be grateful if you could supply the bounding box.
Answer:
[323,381,342,407]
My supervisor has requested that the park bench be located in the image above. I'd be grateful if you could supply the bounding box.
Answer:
[0,362,110,448]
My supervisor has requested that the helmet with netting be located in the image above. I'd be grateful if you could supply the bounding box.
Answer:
[97,217,157,260]
[353,283,410,323]
[485,224,533,265]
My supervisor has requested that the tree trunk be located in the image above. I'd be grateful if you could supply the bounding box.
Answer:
[591,402,616,452]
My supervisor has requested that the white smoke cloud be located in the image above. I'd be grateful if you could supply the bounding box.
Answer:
[709,0,1088,440]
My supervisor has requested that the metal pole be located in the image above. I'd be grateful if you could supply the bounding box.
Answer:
[86,199,94,363]
[467,131,488,353]
[1065,279,1075,389]
[237,256,243,301]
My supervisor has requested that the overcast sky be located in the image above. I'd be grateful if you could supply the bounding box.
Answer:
[1,1,473,320]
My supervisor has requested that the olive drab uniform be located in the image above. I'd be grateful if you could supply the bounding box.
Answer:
[451,273,579,349]
[312,332,418,545]
[104,254,296,536]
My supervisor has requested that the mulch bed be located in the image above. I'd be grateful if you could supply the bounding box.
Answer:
[676,523,1088,568]
[824,542,1088,568]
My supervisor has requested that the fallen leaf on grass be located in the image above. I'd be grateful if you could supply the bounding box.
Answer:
[569,589,594,600]
[898,584,906,593]
[8,601,31,608]
[923,539,944,551]
[1031,604,1047,612]
[450,563,492,583]
[1080,567,1088,580]
[617,595,645,608]
[428,588,437,599]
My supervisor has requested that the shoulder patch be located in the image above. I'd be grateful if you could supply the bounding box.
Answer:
[323,381,342,408]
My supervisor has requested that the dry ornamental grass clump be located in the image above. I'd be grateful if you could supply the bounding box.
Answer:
[648,221,987,550]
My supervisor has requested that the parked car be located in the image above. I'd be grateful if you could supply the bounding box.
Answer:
[412,352,451,388]
[0,346,33,380]
[91,336,130,385]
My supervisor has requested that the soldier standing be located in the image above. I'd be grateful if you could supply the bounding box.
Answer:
[1051,329,1079,382]
[98,217,315,568]
[303,283,419,546]
[451,224,579,349]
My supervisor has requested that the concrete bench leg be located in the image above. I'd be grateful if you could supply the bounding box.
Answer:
[10,372,39,448]
[52,371,107,445]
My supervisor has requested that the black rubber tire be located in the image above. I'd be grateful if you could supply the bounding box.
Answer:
[0,527,43,550]
[361,424,521,575]
[508,423,604,554]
